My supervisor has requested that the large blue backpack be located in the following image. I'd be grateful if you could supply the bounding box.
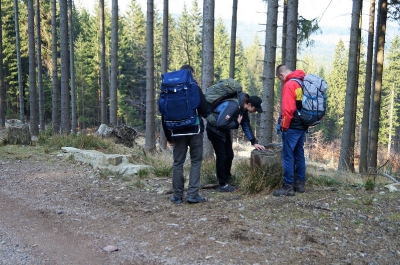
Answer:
[158,69,201,135]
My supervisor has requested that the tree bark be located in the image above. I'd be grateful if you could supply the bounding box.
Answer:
[28,0,38,135]
[100,0,107,125]
[260,0,278,145]
[201,0,215,159]
[69,0,77,133]
[36,0,45,132]
[159,0,169,150]
[14,0,25,124]
[359,0,376,174]
[145,0,156,153]
[51,0,60,133]
[369,0,388,168]
[229,0,238,79]
[285,0,298,70]
[60,0,70,134]
[110,0,119,126]
[338,0,363,172]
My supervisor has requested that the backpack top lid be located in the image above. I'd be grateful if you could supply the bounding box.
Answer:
[205,78,242,107]
[161,69,192,87]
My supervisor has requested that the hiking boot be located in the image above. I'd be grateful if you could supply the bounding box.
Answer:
[294,180,305,193]
[273,183,295,197]
[170,196,183,204]
[187,195,207,204]
[219,184,240,192]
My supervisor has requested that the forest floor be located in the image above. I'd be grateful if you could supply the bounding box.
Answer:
[0,142,399,265]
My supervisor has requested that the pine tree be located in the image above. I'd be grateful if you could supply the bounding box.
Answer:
[118,0,146,126]
[214,18,230,80]
[324,39,348,141]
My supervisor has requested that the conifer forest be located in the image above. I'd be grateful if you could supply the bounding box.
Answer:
[1,0,400,174]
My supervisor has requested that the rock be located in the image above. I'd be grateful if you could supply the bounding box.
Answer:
[102,245,118,252]
[96,124,138,148]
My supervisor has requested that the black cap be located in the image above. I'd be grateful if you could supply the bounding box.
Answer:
[248,96,263,113]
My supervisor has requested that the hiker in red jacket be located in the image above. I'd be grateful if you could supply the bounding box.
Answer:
[274,64,308,196]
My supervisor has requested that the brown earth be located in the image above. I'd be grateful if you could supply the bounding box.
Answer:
[0,144,399,265]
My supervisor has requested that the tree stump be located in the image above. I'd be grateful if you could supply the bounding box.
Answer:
[7,124,32,145]
[251,143,282,178]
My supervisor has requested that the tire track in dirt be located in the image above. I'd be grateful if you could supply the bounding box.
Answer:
[0,190,109,265]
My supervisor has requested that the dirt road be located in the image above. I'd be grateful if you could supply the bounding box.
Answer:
[1,147,399,264]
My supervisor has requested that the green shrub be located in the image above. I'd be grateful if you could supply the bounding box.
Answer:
[200,159,218,185]
[152,165,172,177]
[364,178,375,191]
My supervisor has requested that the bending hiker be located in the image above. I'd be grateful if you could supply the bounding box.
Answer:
[206,92,265,192]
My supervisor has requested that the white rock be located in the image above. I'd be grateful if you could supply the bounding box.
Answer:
[102,245,118,252]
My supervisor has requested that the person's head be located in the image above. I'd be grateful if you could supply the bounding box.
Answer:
[244,95,263,113]
[180,64,195,75]
[276,64,292,82]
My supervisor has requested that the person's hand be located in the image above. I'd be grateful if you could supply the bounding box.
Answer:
[237,114,243,124]
[254,144,265,151]
[168,141,174,146]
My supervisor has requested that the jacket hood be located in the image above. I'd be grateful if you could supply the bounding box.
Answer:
[285,70,306,82]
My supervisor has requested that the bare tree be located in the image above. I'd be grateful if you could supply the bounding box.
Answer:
[28,0,39,135]
[100,0,107,125]
[51,0,60,133]
[159,0,169,149]
[281,0,288,64]
[14,0,25,124]
[145,0,156,152]
[369,0,388,168]
[359,0,376,174]
[110,0,119,126]
[201,0,215,159]
[285,0,298,70]
[338,0,363,172]
[60,0,70,134]
[260,0,278,145]
[36,0,45,132]
[69,0,77,133]
[0,0,4,127]
[229,0,238,79]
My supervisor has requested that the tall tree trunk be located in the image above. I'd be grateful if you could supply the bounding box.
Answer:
[36,0,45,132]
[229,0,238,79]
[69,0,77,133]
[387,88,394,157]
[285,0,298,70]
[14,0,25,124]
[338,0,363,172]
[110,0,118,126]
[28,0,38,135]
[60,0,70,134]
[51,0,60,133]
[201,0,215,159]
[260,0,278,145]
[359,0,375,174]
[159,0,169,150]
[281,0,288,65]
[145,0,156,153]
[0,0,4,127]
[100,0,107,125]
[368,0,381,165]
[369,0,388,168]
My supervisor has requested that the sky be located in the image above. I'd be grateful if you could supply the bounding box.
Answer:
[78,0,355,27]
[77,0,398,47]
